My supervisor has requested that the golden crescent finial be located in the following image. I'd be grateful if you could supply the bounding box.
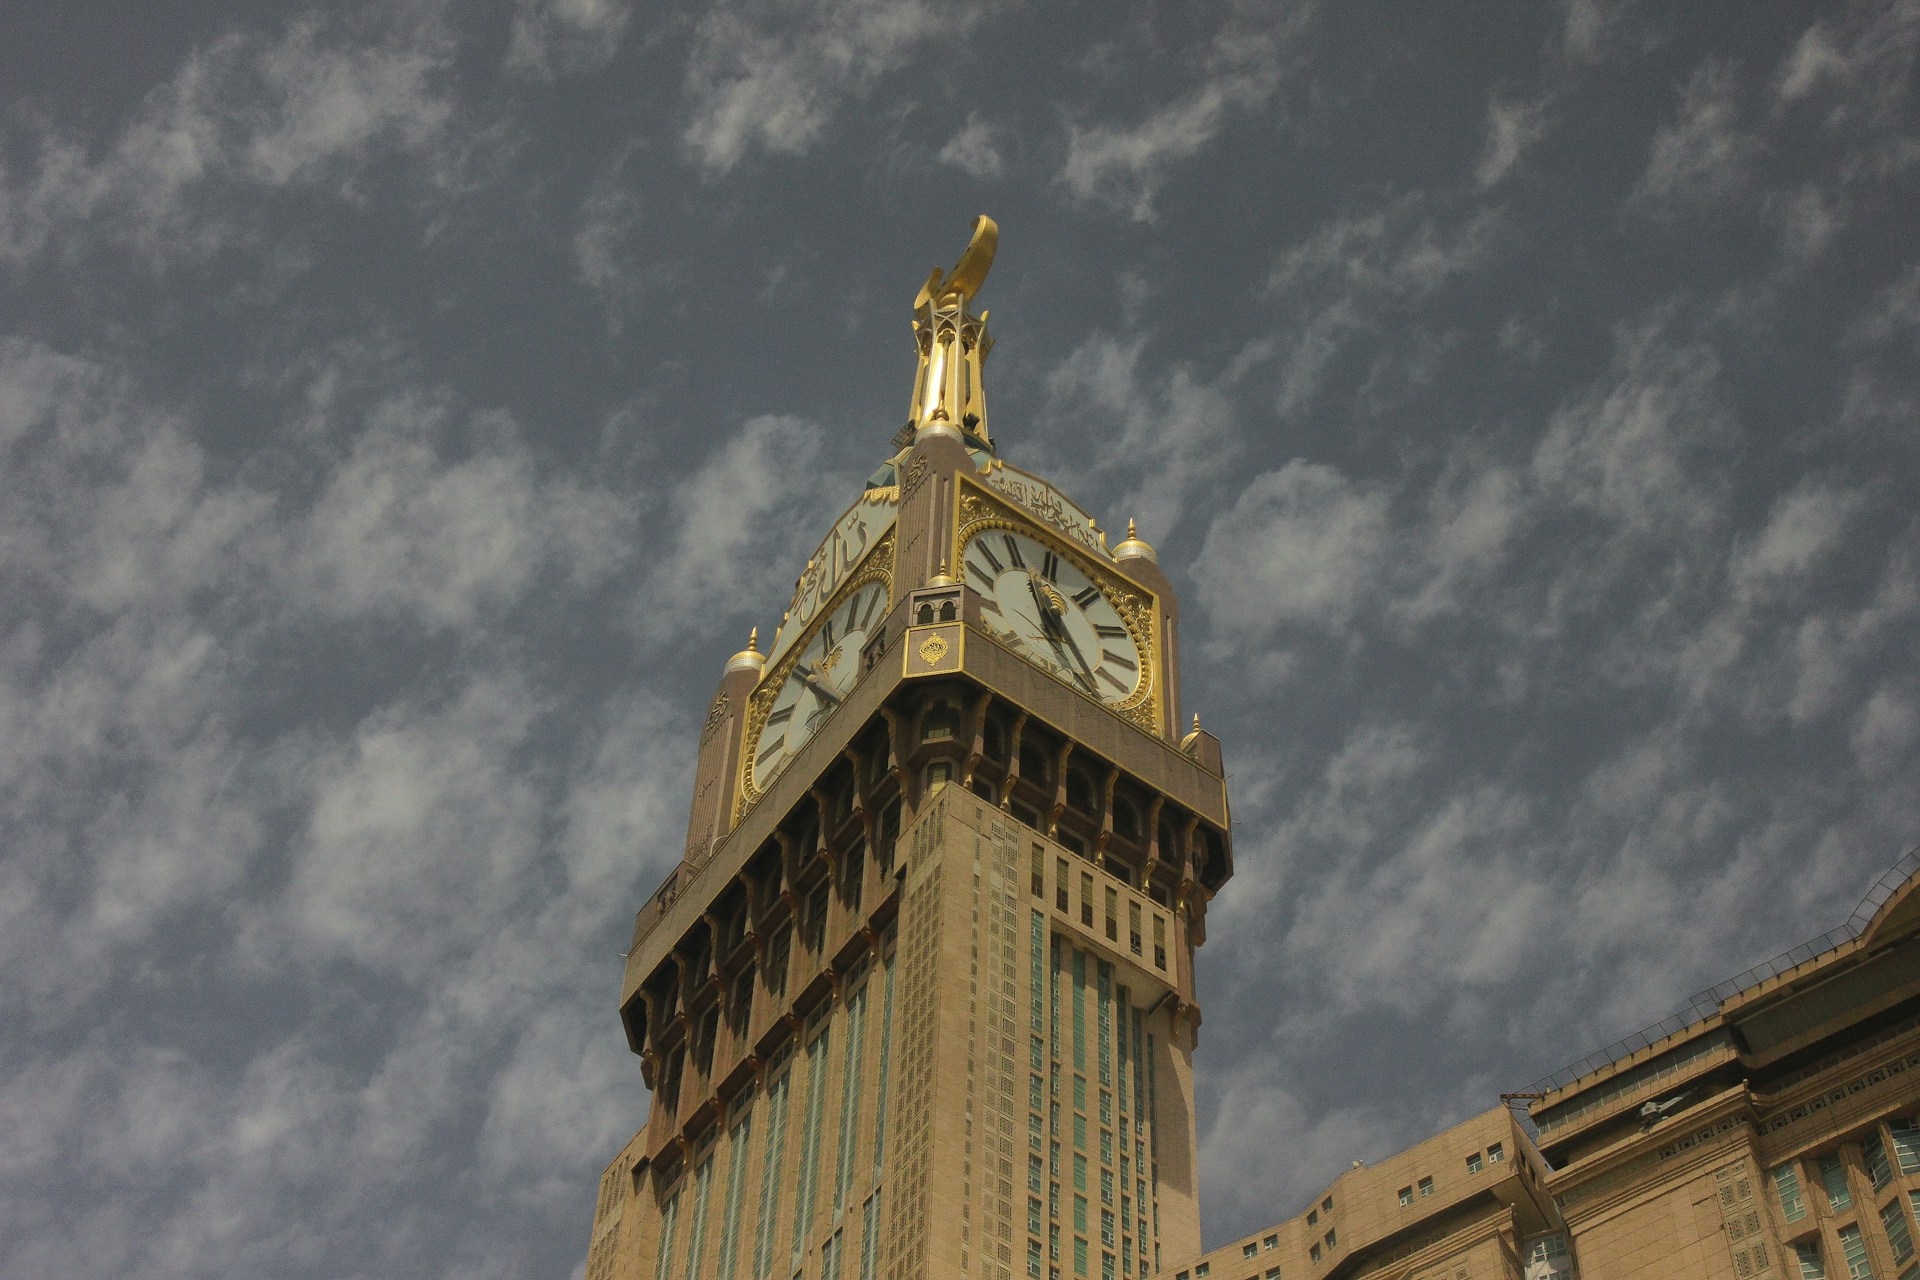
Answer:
[915,215,999,309]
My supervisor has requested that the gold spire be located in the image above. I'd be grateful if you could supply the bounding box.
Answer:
[907,216,997,447]
[725,626,765,673]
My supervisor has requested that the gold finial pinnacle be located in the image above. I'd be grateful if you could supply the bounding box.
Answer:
[1128,518,1138,538]
[1192,712,1201,733]
[748,626,759,651]
[906,217,998,448]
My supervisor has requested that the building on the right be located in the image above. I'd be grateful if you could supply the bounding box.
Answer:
[1167,849,1920,1280]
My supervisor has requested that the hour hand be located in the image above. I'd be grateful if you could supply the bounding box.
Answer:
[793,664,842,707]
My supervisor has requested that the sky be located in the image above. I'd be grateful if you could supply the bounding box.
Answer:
[1,0,1917,1275]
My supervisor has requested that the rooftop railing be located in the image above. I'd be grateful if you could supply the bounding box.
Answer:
[1525,843,1920,1097]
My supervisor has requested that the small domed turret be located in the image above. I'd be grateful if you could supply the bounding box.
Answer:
[725,627,766,674]
[927,560,960,588]
[1112,518,1157,564]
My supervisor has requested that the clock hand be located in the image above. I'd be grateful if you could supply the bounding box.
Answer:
[792,663,843,707]
[1027,579,1097,693]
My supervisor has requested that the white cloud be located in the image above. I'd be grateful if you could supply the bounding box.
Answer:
[505,0,634,79]
[0,15,457,263]
[1475,93,1552,187]
[682,0,984,174]
[1629,59,1761,216]
[290,399,629,631]
[938,114,1004,179]
[1194,460,1392,643]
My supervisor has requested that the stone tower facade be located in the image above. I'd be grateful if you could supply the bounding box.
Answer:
[586,217,1234,1280]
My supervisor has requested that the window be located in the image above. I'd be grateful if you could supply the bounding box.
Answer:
[1528,1237,1568,1264]
[1101,1210,1115,1247]
[1057,860,1070,912]
[1837,1223,1872,1280]
[1867,1133,1894,1190]
[1074,1239,1088,1278]
[924,760,953,791]
[1466,1152,1484,1175]
[1033,847,1046,898]
[1398,1187,1413,1207]
[1418,1177,1434,1197]
[1322,1197,1333,1213]
[1774,1164,1808,1223]
[1263,1237,1278,1252]
[1195,1265,1209,1278]
[1265,1270,1280,1279]
[1487,1142,1504,1164]
[1242,1245,1257,1259]
[1323,1230,1335,1251]
[1308,1246,1320,1265]
[1306,1211,1316,1228]
[1794,1241,1827,1280]
[1820,1154,1854,1211]
[1893,1120,1920,1175]
[1081,873,1095,927]
[1074,1196,1087,1231]
[1882,1198,1915,1264]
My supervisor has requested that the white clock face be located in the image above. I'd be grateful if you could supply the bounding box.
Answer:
[751,578,890,790]
[964,529,1142,705]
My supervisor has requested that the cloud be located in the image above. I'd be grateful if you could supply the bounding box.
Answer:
[1475,93,1553,187]
[1775,4,1920,181]
[1628,59,1761,216]
[682,0,985,174]
[505,0,634,79]
[0,14,456,264]
[938,114,1004,179]
[1194,461,1392,644]
[289,398,630,631]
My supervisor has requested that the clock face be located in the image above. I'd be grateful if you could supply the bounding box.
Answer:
[749,578,891,792]
[963,528,1143,705]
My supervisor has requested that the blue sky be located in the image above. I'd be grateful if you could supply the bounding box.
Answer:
[2,1,1918,1275]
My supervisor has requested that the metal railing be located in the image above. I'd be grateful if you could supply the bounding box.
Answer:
[1525,843,1920,1096]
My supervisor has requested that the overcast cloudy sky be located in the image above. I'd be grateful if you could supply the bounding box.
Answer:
[3,0,1918,1275]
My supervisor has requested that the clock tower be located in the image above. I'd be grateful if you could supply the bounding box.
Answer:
[587,218,1235,1280]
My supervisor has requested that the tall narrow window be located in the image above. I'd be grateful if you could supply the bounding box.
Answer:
[752,1066,793,1280]
[1892,1119,1920,1174]
[871,952,896,1173]
[1818,1154,1853,1211]
[1128,903,1142,956]
[1836,1223,1871,1280]
[1151,917,1166,971]
[1772,1163,1806,1223]
[1104,887,1119,941]
[655,1190,683,1280]
[1881,1198,1914,1264]
[1081,873,1095,927]
[683,1154,715,1280]
[1865,1132,1893,1190]
[1033,847,1047,898]
[715,1098,755,1280]
[1793,1241,1827,1280]
[832,980,870,1213]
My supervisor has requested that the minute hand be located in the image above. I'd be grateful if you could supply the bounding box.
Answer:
[792,664,843,707]
[1029,581,1098,693]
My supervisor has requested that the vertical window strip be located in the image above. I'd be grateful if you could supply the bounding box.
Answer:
[1882,1197,1914,1264]
[753,1072,792,1280]
[822,1231,842,1280]
[1072,950,1086,1071]
[684,1156,716,1280]
[1772,1164,1806,1223]
[1097,964,1112,1088]
[1130,1015,1146,1129]
[1819,1154,1853,1211]
[793,1024,834,1254]
[1866,1132,1893,1190]
[655,1191,683,1280]
[1051,938,1064,1061]
[859,1194,880,1280]
[1031,911,1046,1033]
[871,954,897,1175]
[1892,1119,1920,1175]
[715,1110,755,1280]
[833,983,870,1214]
[1794,1240,1828,1280]
[1837,1223,1870,1280]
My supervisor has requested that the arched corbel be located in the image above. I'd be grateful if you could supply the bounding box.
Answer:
[1046,741,1073,836]
[1000,711,1029,810]
[961,690,994,787]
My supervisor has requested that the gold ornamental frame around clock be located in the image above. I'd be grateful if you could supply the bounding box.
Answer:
[736,531,895,820]
[953,478,1159,732]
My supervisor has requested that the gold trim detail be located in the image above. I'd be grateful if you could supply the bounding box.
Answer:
[954,479,1157,731]
[736,531,895,820]
[918,635,950,665]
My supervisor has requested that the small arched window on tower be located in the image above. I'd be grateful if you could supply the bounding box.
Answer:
[1113,797,1141,843]
[938,599,957,622]
[921,700,958,742]
[982,715,1007,762]
[916,602,936,626]
[1065,768,1097,815]
[1019,739,1050,787]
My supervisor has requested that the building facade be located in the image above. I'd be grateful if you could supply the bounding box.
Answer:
[587,218,1233,1280]
[588,221,1920,1280]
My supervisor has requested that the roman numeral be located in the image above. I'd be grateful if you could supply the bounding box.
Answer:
[979,597,1001,615]
[1095,623,1127,639]
[975,542,1004,574]
[1097,668,1130,692]
[1040,550,1060,581]
[860,588,883,630]
[767,706,795,725]
[967,559,995,587]
[1001,534,1025,569]
[820,618,835,649]
[1072,586,1101,609]
[757,740,786,766]
[1101,649,1137,670]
